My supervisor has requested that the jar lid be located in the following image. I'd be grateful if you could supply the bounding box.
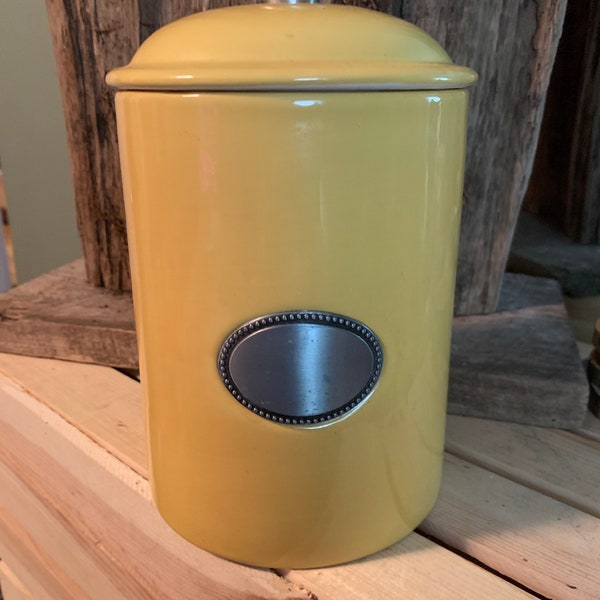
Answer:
[106,2,476,91]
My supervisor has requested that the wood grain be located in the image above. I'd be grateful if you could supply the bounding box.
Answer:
[0,365,535,600]
[0,260,137,368]
[0,352,146,477]
[283,533,534,600]
[44,0,138,290]
[42,0,259,291]
[389,0,567,314]
[0,561,33,600]
[445,415,600,516]
[448,274,589,427]
[2,354,598,598]
[420,454,600,600]
[0,375,314,600]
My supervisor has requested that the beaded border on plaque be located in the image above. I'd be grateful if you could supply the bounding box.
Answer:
[217,310,383,425]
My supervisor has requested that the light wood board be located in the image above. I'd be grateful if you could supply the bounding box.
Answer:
[281,532,533,600]
[0,374,312,600]
[0,364,533,600]
[1,354,598,598]
[446,415,600,516]
[0,560,33,600]
[0,352,145,476]
[420,455,600,600]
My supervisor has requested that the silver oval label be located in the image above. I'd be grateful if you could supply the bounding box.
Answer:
[217,311,383,425]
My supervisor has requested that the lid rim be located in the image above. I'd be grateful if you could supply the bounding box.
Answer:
[108,83,476,92]
[107,62,477,92]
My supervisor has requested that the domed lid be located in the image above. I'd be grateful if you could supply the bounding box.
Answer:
[106,1,476,91]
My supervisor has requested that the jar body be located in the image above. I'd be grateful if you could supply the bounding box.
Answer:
[115,90,468,568]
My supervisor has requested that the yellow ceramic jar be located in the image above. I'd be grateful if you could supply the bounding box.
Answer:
[108,1,476,568]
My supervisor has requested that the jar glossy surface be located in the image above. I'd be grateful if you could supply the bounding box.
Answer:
[115,89,468,567]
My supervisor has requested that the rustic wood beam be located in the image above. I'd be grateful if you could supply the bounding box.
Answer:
[0,262,588,427]
[449,273,589,428]
[44,0,140,291]
[0,260,136,369]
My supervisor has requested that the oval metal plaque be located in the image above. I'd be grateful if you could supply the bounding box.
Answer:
[217,311,383,424]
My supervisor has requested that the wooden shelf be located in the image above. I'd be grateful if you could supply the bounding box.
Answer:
[0,352,598,599]
[0,261,589,427]
[0,260,136,369]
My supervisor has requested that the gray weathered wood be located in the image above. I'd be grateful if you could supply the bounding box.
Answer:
[44,0,140,291]
[45,0,567,310]
[524,0,600,244]
[0,260,137,369]
[448,273,589,427]
[0,264,589,427]
[392,0,568,315]
[43,0,262,292]
[508,212,600,297]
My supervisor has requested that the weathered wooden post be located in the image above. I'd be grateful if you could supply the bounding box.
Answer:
[44,1,140,290]
[396,0,567,314]
[45,0,567,317]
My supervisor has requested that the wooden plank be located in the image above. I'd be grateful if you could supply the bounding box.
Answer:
[43,0,252,292]
[0,374,313,600]
[420,454,600,600]
[0,267,588,427]
[508,213,600,297]
[448,274,589,427]
[0,260,137,369]
[0,561,33,600]
[445,414,600,516]
[282,532,534,600]
[0,471,111,600]
[4,354,598,597]
[0,352,146,477]
[0,368,535,600]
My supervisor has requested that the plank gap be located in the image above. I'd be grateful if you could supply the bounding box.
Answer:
[443,445,599,519]
[270,570,319,600]
[415,529,551,600]
[115,368,140,382]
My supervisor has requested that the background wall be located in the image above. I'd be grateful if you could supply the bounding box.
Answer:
[0,1,81,284]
